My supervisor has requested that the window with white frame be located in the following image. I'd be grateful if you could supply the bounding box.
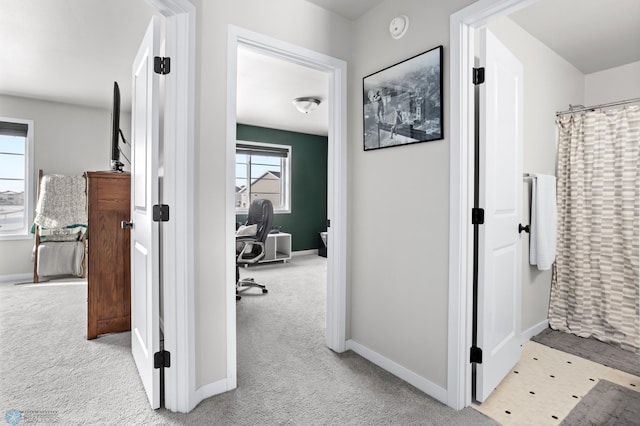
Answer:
[0,118,34,239]
[235,142,291,213]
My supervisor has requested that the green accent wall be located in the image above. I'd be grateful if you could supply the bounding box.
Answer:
[236,124,327,251]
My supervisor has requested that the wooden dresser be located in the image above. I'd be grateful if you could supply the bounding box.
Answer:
[86,171,131,340]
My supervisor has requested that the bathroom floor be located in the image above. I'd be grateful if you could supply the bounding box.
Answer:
[473,341,640,425]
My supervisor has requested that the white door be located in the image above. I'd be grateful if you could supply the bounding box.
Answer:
[131,16,161,409]
[476,28,523,402]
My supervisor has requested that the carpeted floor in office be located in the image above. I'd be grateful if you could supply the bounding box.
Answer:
[0,255,495,425]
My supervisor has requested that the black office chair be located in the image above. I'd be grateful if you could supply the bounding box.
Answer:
[236,198,273,300]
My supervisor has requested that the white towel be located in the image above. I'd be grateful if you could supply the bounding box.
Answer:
[529,174,557,271]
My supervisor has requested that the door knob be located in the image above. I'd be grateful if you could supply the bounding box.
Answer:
[121,221,134,230]
[518,223,530,234]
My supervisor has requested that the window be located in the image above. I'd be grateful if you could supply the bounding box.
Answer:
[0,118,34,239]
[235,141,291,213]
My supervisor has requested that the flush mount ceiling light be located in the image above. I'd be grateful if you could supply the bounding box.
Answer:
[389,15,409,39]
[293,97,321,114]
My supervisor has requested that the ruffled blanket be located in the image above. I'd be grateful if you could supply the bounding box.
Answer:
[34,175,87,228]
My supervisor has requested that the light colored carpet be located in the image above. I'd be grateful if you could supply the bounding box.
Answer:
[0,255,495,425]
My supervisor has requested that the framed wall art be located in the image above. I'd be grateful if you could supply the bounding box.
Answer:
[363,45,443,151]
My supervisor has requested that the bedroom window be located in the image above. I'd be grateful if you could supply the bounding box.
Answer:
[235,141,291,214]
[0,118,34,239]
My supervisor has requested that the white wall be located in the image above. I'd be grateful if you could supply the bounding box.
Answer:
[0,95,126,278]
[192,0,352,388]
[585,61,640,106]
[486,18,585,337]
[349,0,475,391]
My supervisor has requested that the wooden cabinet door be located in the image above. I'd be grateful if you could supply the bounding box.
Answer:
[86,171,131,340]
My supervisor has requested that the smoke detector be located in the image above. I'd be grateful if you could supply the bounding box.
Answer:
[389,15,409,39]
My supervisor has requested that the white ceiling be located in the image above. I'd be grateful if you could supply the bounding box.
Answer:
[304,0,385,21]
[1,0,638,136]
[237,46,329,136]
[0,0,156,111]
[509,0,640,74]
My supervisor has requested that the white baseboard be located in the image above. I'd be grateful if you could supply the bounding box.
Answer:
[346,339,448,405]
[292,249,318,257]
[519,319,549,345]
[190,378,232,412]
[0,273,32,283]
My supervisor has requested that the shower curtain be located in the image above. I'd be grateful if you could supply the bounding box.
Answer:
[550,106,640,353]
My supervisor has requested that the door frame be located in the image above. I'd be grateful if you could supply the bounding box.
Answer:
[226,26,349,376]
[144,0,196,413]
[447,0,538,410]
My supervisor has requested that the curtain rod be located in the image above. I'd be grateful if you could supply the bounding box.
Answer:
[556,97,640,116]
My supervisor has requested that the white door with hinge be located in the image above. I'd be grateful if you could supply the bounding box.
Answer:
[476,28,523,402]
[131,16,161,409]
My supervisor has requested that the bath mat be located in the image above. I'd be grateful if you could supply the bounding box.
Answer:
[532,328,639,376]
[561,379,640,425]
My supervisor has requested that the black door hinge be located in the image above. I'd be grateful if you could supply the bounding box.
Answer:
[473,67,485,85]
[153,204,170,222]
[327,219,331,228]
[154,56,171,75]
[471,208,485,225]
[470,346,483,364]
[154,350,171,369]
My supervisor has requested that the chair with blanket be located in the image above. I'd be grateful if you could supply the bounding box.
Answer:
[33,169,87,283]
[236,198,273,300]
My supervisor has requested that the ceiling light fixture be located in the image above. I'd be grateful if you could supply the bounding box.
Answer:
[293,97,321,114]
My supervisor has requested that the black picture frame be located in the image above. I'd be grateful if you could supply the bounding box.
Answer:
[362,45,443,151]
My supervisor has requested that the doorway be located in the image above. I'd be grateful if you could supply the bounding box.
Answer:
[448,0,534,409]
[225,26,348,389]
[449,0,639,411]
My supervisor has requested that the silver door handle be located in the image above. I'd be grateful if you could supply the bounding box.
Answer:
[121,221,134,230]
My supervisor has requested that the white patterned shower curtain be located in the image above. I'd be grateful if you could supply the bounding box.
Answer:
[550,106,640,353]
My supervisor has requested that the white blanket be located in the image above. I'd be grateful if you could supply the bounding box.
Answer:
[529,174,557,270]
[34,175,87,228]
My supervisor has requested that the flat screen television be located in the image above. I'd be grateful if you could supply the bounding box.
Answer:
[110,81,127,172]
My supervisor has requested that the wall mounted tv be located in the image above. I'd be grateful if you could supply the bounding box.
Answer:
[110,81,129,172]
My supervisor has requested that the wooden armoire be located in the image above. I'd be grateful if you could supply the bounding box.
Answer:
[85,171,131,340]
